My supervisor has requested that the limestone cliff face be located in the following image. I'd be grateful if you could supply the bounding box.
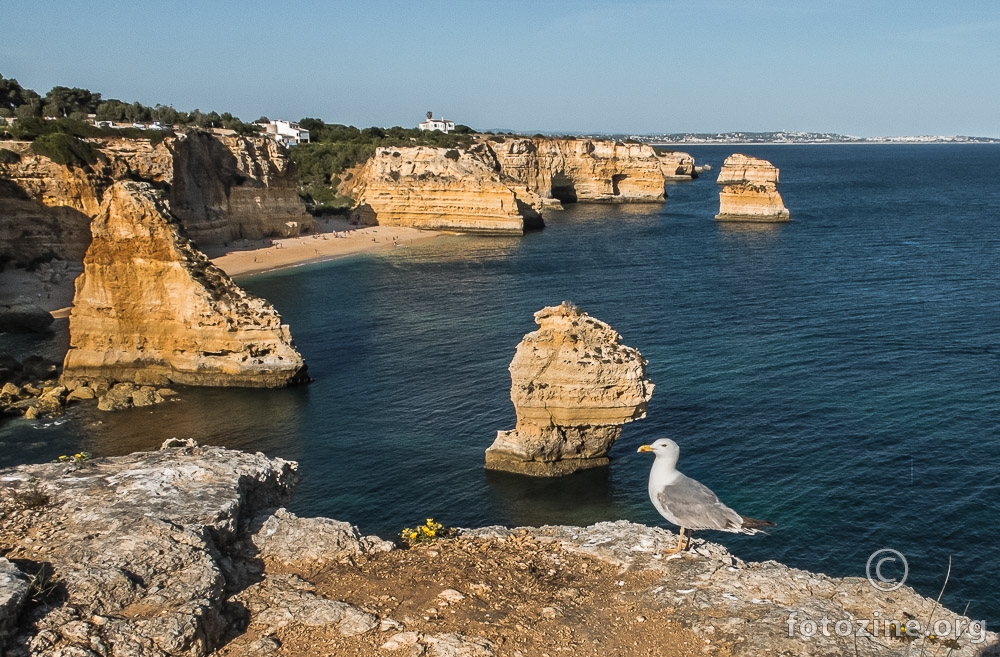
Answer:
[62,181,308,389]
[487,137,694,204]
[486,301,654,476]
[0,133,314,266]
[345,138,696,233]
[350,146,544,234]
[715,153,790,221]
[169,133,314,244]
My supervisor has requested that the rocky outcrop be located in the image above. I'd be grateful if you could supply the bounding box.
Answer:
[487,137,695,204]
[485,301,654,476]
[0,296,53,333]
[0,559,29,648]
[1,445,994,657]
[715,153,790,221]
[345,139,697,233]
[465,522,997,657]
[61,181,309,390]
[0,133,314,266]
[349,146,545,234]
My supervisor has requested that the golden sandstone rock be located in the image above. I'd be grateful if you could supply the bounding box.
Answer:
[61,181,308,389]
[715,153,790,222]
[0,134,314,266]
[349,138,697,233]
[350,146,544,234]
[486,302,654,476]
[491,137,694,204]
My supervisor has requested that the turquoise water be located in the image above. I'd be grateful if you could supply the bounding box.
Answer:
[2,145,999,624]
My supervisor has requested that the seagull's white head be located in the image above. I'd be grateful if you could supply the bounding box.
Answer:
[637,437,680,469]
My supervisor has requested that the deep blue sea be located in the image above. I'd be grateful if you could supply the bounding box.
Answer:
[2,145,999,624]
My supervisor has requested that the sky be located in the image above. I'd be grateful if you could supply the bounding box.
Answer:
[3,0,999,137]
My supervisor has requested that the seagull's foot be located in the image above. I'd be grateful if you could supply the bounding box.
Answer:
[665,529,688,555]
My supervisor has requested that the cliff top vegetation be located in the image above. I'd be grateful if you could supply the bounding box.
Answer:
[0,73,260,135]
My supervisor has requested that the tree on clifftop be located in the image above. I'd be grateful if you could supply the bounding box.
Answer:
[42,86,102,118]
[0,74,41,115]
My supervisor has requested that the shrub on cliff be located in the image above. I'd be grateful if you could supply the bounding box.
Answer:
[444,149,460,160]
[290,119,477,182]
[0,148,20,164]
[30,133,99,168]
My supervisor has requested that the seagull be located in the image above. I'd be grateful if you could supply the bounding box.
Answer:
[638,438,774,554]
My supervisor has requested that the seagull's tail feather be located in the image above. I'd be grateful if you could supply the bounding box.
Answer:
[739,516,776,535]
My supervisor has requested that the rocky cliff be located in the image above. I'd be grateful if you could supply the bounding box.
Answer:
[0,133,314,266]
[1,443,994,657]
[349,146,544,234]
[486,302,654,476]
[345,138,697,233]
[488,137,694,204]
[715,153,790,221]
[61,181,309,389]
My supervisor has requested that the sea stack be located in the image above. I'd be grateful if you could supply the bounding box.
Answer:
[715,154,790,222]
[486,302,654,476]
[62,181,309,391]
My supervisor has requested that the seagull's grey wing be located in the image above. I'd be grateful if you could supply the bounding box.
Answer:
[656,473,744,532]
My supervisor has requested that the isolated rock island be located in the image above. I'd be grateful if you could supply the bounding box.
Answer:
[715,153,790,222]
[486,302,654,476]
[60,181,308,391]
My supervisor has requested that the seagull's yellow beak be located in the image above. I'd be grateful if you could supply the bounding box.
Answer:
[637,444,654,453]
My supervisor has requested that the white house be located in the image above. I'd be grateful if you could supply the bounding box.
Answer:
[261,120,310,146]
[418,112,455,134]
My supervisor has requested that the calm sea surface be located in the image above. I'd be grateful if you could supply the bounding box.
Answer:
[3,145,999,623]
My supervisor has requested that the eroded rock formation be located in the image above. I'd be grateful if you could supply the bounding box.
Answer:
[715,153,790,221]
[489,137,694,204]
[485,301,654,476]
[350,146,545,234]
[0,133,314,266]
[345,138,697,233]
[61,181,309,389]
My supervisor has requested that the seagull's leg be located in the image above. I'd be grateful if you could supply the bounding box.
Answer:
[665,527,687,554]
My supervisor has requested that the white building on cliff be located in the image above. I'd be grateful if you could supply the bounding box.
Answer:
[418,112,455,134]
[261,120,310,146]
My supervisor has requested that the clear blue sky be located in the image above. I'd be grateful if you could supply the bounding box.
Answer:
[3,0,999,137]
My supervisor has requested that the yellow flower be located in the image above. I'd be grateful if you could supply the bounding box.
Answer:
[410,532,418,540]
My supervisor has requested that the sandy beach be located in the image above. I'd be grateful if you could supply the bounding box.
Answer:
[205,218,443,278]
[0,219,443,321]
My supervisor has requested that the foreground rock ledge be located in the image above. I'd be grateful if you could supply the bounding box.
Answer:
[715,153,791,222]
[61,181,309,390]
[486,301,654,476]
[0,444,995,656]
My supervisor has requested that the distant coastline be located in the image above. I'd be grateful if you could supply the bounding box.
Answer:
[568,131,1000,146]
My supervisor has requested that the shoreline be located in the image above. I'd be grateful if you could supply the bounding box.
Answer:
[650,140,1000,147]
[206,217,443,278]
[0,219,443,321]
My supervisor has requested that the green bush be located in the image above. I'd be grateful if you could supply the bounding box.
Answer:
[0,147,20,164]
[444,149,459,160]
[299,183,355,215]
[30,133,99,168]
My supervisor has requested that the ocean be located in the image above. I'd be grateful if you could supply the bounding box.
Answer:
[2,144,998,624]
